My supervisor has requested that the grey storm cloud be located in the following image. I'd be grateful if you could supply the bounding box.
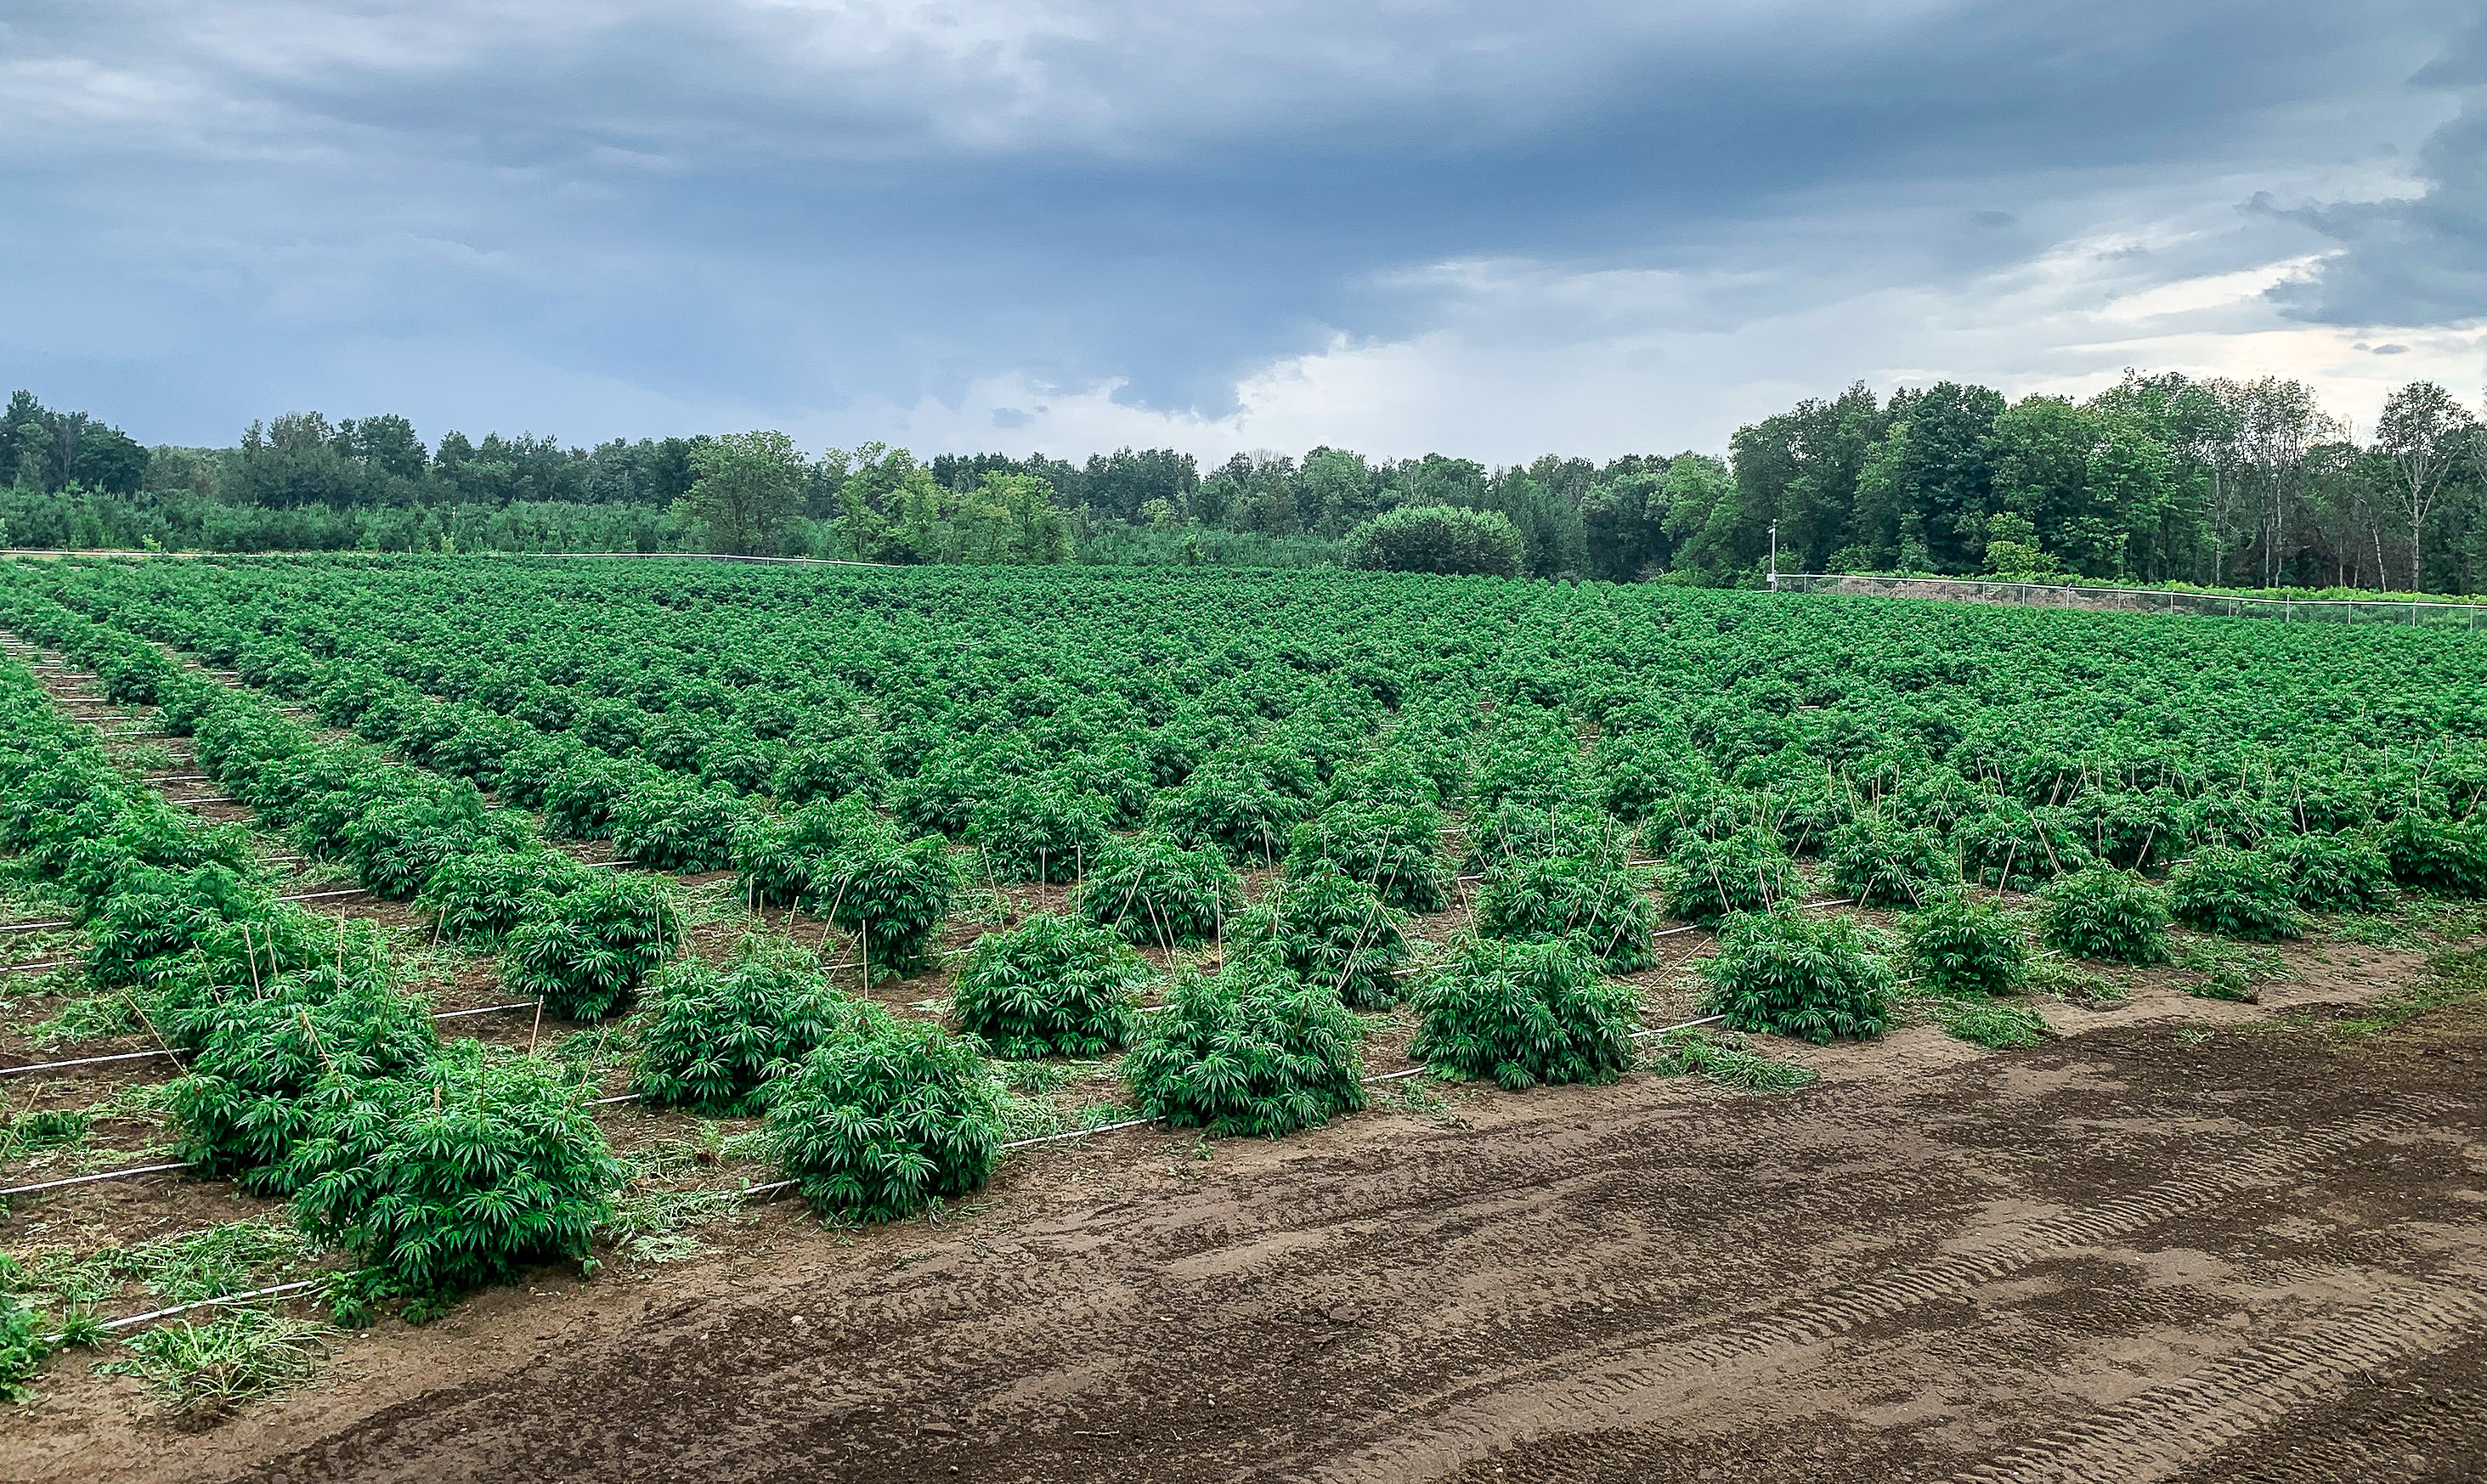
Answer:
[2264,19,2487,327]
[0,0,2479,454]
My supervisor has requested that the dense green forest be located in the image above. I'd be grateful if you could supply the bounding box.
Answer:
[4,371,2483,590]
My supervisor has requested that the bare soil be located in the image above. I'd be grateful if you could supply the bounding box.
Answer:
[0,961,2478,1483]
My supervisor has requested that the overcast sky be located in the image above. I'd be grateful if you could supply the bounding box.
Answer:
[3,1,2483,463]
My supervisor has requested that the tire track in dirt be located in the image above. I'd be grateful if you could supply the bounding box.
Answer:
[1291,1099,2447,1483]
[1941,1263,2487,1483]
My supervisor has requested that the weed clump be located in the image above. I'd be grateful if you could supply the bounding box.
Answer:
[1122,957,1366,1137]
[1644,1028,1817,1092]
[2038,866,2171,964]
[764,1004,1005,1222]
[1408,937,1638,1090]
[951,913,1150,1058]
[1699,911,1895,1044]
[1915,997,2051,1048]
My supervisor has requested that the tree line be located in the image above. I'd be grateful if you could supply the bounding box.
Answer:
[3,370,2484,591]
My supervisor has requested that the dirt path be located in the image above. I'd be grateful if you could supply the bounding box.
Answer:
[5,988,2481,1484]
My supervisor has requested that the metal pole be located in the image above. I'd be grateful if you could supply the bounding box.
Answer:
[1768,522,1778,591]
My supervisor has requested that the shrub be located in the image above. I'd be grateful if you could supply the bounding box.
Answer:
[1077,833,1241,950]
[763,1004,1005,1222]
[818,832,958,982]
[1825,818,1953,908]
[1122,958,1367,1137]
[2168,845,2303,940]
[2037,866,2172,964]
[82,865,269,992]
[610,777,743,874]
[732,795,885,910]
[342,791,507,900]
[1227,860,1410,1009]
[634,937,853,1115]
[1150,762,1307,866]
[540,758,644,840]
[1658,827,1800,925]
[1408,936,1637,1090]
[1287,800,1451,913]
[2380,814,2487,898]
[969,782,1111,884]
[950,913,1150,1058]
[1899,895,2027,998]
[1472,854,1659,973]
[1699,911,1895,1044]
[1343,505,1524,578]
[416,849,586,946]
[168,971,439,1193]
[285,1042,628,1321]
[2258,832,2395,913]
[1461,799,1630,875]
[500,875,681,1019]
[772,736,886,806]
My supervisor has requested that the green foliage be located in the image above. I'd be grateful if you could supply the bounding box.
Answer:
[93,1307,329,1413]
[2038,865,2172,963]
[1149,761,1308,866]
[634,936,855,1115]
[1407,936,1637,1090]
[500,874,681,1019]
[969,782,1111,884]
[1658,827,1799,925]
[1286,799,1450,912]
[1898,894,2028,998]
[2168,845,2303,940]
[1699,910,1896,1044]
[284,1042,628,1318]
[1644,1028,1818,1092]
[1077,833,1241,949]
[1342,504,1524,578]
[1122,956,1367,1137]
[167,970,439,1193]
[1915,996,2051,1048]
[1226,860,1410,1009]
[610,776,743,873]
[763,1002,1005,1222]
[819,832,957,982]
[416,849,585,945]
[1472,852,1659,972]
[950,913,1150,1058]
[1825,817,1953,907]
[2258,832,2395,913]
[0,1290,56,1403]
[2381,814,2487,898]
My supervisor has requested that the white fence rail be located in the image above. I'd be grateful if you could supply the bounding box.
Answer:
[1771,573,2487,629]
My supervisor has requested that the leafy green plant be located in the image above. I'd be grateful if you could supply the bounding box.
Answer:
[0,1289,59,1403]
[1122,956,1366,1136]
[1148,759,1308,866]
[818,832,958,982]
[1825,817,1953,907]
[284,1041,628,1321]
[1406,935,1637,1090]
[500,874,681,1019]
[2258,832,2395,913]
[1286,800,1450,913]
[2038,865,2172,963]
[1699,910,1895,1044]
[1227,860,1410,1009]
[634,936,854,1114]
[969,781,1111,884]
[950,913,1150,1058]
[1644,1028,1817,1092]
[2168,845,2302,940]
[1077,833,1241,950]
[416,849,585,945]
[168,970,439,1193]
[763,1003,1005,1222]
[1472,852,1659,972]
[2380,814,2487,898]
[1899,894,2028,998]
[1658,827,1799,925]
[610,776,743,873]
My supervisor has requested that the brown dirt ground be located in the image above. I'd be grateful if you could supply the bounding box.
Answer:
[0,948,2477,1483]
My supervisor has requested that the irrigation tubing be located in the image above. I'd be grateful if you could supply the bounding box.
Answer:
[99,1279,325,1333]
[0,1162,195,1199]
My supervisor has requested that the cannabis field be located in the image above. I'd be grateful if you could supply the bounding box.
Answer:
[3,554,2484,1416]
